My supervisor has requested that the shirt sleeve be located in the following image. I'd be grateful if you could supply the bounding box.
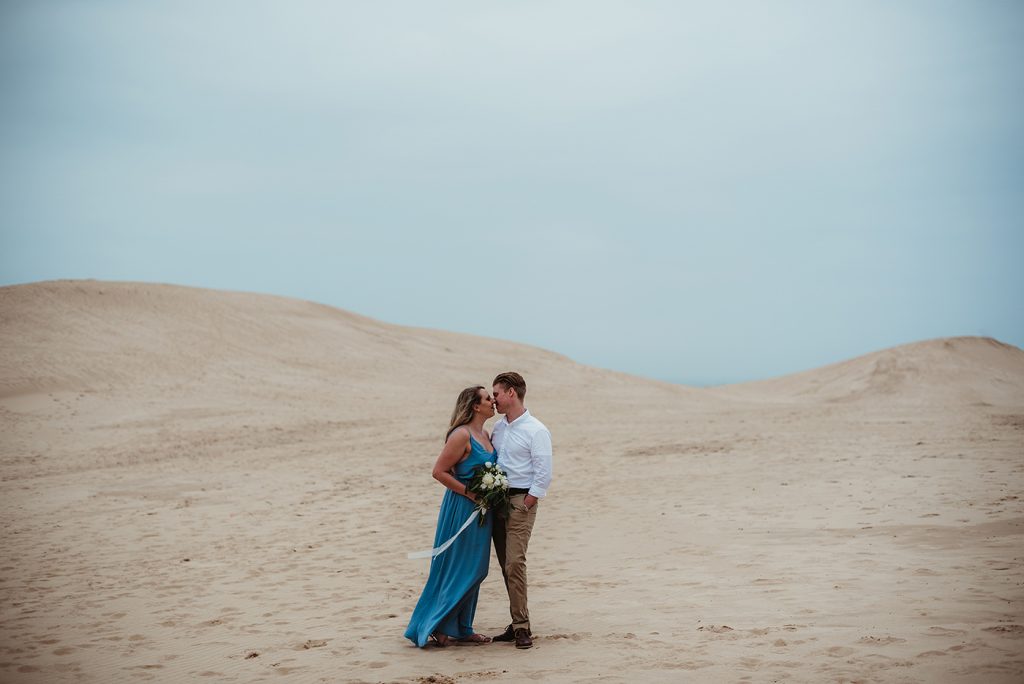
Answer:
[528,428,553,498]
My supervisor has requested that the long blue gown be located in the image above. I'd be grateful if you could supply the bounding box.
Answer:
[405,436,495,647]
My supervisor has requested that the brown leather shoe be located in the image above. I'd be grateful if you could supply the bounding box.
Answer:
[492,624,516,642]
[514,628,533,649]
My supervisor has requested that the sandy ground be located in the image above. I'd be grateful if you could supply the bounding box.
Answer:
[1,280,1023,683]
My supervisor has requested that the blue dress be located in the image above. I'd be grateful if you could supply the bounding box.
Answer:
[405,435,495,647]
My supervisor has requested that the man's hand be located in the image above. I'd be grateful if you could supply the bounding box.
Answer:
[523,494,538,510]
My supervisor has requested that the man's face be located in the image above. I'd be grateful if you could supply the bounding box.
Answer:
[492,383,512,414]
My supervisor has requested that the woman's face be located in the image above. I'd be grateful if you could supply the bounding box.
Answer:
[475,388,495,418]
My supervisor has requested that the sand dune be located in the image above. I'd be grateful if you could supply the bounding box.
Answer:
[713,337,1024,407]
[1,280,1023,683]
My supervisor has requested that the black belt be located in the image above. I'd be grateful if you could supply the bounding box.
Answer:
[507,488,530,496]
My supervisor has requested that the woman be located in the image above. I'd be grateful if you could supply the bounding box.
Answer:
[405,385,497,647]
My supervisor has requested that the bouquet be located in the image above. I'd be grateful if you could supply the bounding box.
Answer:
[466,460,510,525]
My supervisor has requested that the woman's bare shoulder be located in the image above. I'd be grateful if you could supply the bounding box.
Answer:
[445,426,471,445]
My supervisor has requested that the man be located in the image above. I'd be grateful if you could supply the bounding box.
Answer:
[489,372,552,650]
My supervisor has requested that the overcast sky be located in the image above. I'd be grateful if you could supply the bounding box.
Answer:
[2,1,1022,385]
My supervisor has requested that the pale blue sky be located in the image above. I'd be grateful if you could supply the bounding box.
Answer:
[2,1,1022,385]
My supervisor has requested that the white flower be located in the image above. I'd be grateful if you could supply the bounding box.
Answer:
[484,461,492,468]
[482,473,495,486]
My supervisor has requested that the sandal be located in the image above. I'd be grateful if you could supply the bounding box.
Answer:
[430,632,452,647]
[457,633,492,644]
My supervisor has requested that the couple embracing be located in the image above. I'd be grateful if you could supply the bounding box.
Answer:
[405,372,552,650]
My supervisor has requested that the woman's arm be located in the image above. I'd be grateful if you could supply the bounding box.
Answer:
[432,428,477,502]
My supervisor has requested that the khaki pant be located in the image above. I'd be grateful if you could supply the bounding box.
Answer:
[492,493,538,631]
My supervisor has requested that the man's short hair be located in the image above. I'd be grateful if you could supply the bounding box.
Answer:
[492,371,526,400]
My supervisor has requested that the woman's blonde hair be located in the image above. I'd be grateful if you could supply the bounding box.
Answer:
[446,385,485,441]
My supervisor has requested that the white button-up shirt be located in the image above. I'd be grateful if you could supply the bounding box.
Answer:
[492,409,552,499]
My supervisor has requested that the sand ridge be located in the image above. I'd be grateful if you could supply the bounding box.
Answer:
[1,280,1023,682]
[711,336,1024,407]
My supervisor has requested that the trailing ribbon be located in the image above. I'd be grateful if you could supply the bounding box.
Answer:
[407,509,481,560]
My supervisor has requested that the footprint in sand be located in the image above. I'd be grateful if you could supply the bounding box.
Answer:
[947,643,978,653]
[858,636,907,645]
[274,666,305,674]
[697,625,734,633]
[547,633,588,641]
[924,626,967,637]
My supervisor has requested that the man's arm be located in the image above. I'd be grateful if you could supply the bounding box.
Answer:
[525,428,553,508]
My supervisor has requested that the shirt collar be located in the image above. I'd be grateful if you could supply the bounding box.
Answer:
[507,408,531,427]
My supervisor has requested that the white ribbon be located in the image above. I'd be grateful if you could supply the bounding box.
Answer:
[407,509,481,560]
